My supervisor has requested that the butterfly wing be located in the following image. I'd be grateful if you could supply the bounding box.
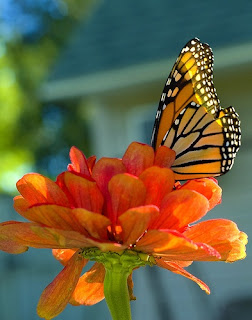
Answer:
[151,38,241,180]
[163,102,241,179]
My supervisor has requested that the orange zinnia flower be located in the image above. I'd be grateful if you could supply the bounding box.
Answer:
[0,142,247,319]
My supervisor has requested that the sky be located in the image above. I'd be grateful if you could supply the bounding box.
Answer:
[0,0,67,41]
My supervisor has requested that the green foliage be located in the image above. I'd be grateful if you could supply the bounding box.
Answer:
[0,0,94,193]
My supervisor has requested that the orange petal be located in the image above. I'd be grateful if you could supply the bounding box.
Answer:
[70,262,105,306]
[119,205,159,246]
[0,221,29,253]
[225,231,248,262]
[0,221,129,253]
[108,174,146,221]
[68,146,91,177]
[156,259,210,294]
[92,157,126,196]
[16,173,70,207]
[13,195,29,214]
[173,260,193,268]
[57,172,104,213]
[0,221,99,249]
[154,146,176,168]
[135,229,198,255]
[139,166,175,206]
[72,208,111,240]
[37,250,85,319]
[18,205,84,233]
[52,249,79,265]
[122,142,154,176]
[151,189,209,230]
[180,178,222,211]
[184,219,247,262]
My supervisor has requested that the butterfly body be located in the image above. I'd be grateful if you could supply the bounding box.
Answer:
[151,38,241,180]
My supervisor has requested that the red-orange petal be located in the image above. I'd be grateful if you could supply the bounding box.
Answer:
[87,155,96,171]
[156,259,210,294]
[16,173,70,207]
[135,229,198,255]
[17,205,84,233]
[92,157,126,196]
[180,178,222,211]
[184,219,247,262]
[119,205,159,246]
[70,262,105,306]
[37,250,85,319]
[68,146,91,177]
[151,189,209,230]
[57,172,104,213]
[108,174,146,222]
[154,145,176,168]
[139,166,175,207]
[72,208,111,240]
[52,249,79,266]
[122,142,154,176]
[0,221,29,254]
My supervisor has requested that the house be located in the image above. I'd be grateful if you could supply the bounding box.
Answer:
[1,1,251,319]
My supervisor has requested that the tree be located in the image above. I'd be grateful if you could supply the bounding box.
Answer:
[0,0,93,193]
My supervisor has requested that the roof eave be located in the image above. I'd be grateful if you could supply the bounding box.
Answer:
[39,41,252,102]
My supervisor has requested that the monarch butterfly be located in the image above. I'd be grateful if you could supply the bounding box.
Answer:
[151,38,241,180]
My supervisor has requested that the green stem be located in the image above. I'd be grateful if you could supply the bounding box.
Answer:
[104,264,132,320]
[81,249,156,320]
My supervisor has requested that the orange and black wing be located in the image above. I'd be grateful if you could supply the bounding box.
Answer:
[151,38,241,180]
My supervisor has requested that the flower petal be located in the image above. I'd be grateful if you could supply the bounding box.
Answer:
[139,166,174,206]
[0,221,99,249]
[87,155,96,171]
[37,250,85,319]
[108,174,146,222]
[226,232,248,262]
[57,172,104,213]
[13,195,29,214]
[52,249,78,265]
[154,146,176,168]
[70,262,105,306]
[68,146,92,177]
[72,208,111,240]
[135,229,198,256]
[0,221,29,253]
[174,260,193,268]
[151,189,209,230]
[156,259,210,294]
[119,205,159,246]
[92,157,126,196]
[17,205,84,232]
[122,142,154,176]
[16,173,70,207]
[180,178,222,211]
[184,219,247,262]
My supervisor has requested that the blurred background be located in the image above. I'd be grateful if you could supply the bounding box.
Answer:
[0,0,251,319]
